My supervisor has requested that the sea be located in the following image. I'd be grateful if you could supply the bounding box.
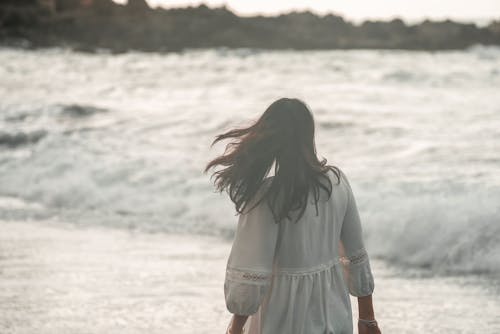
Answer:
[0,46,499,333]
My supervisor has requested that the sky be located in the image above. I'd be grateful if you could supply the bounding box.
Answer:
[131,0,500,24]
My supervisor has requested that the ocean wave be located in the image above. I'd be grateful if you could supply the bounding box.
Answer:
[382,69,417,82]
[57,104,108,117]
[2,104,108,122]
[467,44,500,60]
[362,183,500,276]
[0,129,47,147]
[318,120,356,130]
[0,140,498,276]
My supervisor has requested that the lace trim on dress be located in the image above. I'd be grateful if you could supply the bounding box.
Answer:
[225,267,272,285]
[275,258,341,276]
[342,248,369,265]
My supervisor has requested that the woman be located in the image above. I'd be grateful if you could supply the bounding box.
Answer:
[205,98,381,334]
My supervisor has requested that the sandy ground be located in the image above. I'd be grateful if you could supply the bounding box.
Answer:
[0,221,499,334]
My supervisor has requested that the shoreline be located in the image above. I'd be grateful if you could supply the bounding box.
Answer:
[3,43,500,55]
[1,220,499,333]
[0,220,230,333]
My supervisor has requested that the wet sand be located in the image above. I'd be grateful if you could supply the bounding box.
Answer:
[0,221,499,334]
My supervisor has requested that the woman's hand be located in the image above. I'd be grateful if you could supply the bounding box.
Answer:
[225,325,243,334]
[358,321,381,334]
[225,326,242,334]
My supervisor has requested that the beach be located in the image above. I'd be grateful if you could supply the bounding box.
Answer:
[1,220,499,334]
[1,47,500,333]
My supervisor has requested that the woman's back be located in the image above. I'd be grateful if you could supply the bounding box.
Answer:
[224,168,375,334]
[275,168,347,268]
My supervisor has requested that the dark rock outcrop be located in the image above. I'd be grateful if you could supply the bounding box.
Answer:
[0,1,499,52]
[126,0,150,13]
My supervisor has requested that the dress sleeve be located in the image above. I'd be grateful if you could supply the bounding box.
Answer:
[224,199,279,315]
[339,170,375,297]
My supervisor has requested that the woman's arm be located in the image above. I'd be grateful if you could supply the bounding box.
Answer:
[338,170,380,333]
[358,294,375,320]
[227,314,248,334]
[358,295,381,334]
[223,198,278,334]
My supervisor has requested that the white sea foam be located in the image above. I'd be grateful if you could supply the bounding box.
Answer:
[0,47,499,275]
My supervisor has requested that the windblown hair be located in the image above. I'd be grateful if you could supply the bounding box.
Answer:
[205,98,340,223]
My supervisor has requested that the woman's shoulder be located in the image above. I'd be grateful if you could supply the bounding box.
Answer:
[323,165,344,184]
[240,177,273,215]
[324,165,355,196]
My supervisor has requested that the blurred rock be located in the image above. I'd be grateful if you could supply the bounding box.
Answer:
[489,21,500,35]
[126,0,150,13]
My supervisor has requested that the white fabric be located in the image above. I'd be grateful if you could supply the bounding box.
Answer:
[224,168,374,334]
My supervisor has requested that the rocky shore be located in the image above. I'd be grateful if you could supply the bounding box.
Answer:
[1,0,500,53]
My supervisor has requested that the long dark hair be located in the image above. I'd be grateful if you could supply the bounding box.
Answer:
[205,98,340,223]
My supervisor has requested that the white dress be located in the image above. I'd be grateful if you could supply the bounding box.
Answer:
[224,168,375,334]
